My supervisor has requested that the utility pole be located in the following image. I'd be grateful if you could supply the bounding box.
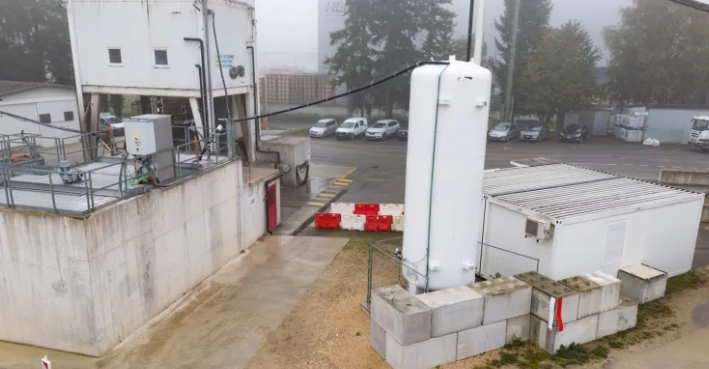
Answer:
[466,0,475,61]
[503,0,521,122]
[473,0,486,66]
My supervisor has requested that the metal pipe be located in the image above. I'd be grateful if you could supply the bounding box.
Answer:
[247,45,281,166]
[184,38,209,130]
[466,0,475,61]
[48,173,57,213]
[202,0,216,135]
[504,0,522,121]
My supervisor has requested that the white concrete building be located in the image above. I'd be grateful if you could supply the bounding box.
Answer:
[67,0,258,160]
[0,81,81,146]
[479,164,704,281]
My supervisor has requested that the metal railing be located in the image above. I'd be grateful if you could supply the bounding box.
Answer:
[363,238,428,313]
[477,242,540,280]
[0,132,233,216]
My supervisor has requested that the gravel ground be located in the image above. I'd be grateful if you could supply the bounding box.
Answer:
[246,239,709,369]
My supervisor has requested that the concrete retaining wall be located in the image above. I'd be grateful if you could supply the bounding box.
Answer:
[0,160,271,356]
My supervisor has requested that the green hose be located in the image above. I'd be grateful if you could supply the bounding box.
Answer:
[424,64,450,292]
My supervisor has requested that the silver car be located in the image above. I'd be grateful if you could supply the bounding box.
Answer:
[309,118,338,138]
[488,122,519,142]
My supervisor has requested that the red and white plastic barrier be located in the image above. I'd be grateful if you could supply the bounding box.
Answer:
[315,203,405,232]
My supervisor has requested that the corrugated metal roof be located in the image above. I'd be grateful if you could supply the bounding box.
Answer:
[0,80,71,97]
[483,164,615,196]
[493,177,702,222]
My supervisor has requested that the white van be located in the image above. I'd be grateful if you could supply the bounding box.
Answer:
[336,117,368,140]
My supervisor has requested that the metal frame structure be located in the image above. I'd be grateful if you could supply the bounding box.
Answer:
[670,0,709,12]
[0,126,236,216]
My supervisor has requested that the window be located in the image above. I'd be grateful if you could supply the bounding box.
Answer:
[39,114,51,123]
[108,48,122,64]
[154,49,168,66]
[64,111,74,121]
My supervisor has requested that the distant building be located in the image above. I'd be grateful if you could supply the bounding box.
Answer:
[259,72,335,106]
[0,81,80,146]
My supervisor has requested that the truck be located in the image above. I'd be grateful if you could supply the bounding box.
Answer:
[688,116,709,150]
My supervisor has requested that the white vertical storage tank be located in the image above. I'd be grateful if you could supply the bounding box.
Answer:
[402,57,492,291]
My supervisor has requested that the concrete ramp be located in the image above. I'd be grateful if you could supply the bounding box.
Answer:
[0,236,349,369]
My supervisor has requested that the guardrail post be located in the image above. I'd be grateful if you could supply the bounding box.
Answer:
[48,173,58,213]
[367,242,374,307]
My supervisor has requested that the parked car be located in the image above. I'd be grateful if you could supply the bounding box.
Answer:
[366,119,400,140]
[336,118,368,140]
[99,113,124,137]
[309,118,338,138]
[519,122,549,142]
[397,124,409,141]
[487,122,519,142]
[559,124,590,143]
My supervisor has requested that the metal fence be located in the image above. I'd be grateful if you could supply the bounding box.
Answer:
[363,237,428,313]
[477,242,540,280]
[0,131,233,216]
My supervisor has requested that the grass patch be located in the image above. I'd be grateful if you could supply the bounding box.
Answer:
[607,340,625,349]
[554,343,590,366]
[666,269,707,296]
[591,345,609,359]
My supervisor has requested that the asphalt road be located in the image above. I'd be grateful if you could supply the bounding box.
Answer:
[303,134,709,269]
[309,134,709,204]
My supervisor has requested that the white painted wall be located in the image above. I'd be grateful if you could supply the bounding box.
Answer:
[552,200,703,280]
[0,159,273,356]
[0,87,81,146]
[481,202,554,277]
[483,198,704,281]
[68,0,253,96]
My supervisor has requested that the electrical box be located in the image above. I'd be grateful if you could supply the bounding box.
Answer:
[526,217,554,241]
[124,114,175,183]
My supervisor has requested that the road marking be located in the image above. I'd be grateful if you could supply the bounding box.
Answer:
[308,201,326,207]
[334,180,351,186]
[640,165,649,167]
[322,189,340,194]
[337,178,353,183]
[340,167,357,179]
[330,184,348,189]
[672,166,683,169]
[624,164,632,166]
[318,193,337,198]
[569,163,618,166]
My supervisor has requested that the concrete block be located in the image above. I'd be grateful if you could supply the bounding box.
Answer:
[370,319,387,359]
[597,297,638,339]
[385,333,457,369]
[506,314,531,344]
[517,272,579,326]
[371,285,432,345]
[559,275,603,319]
[530,314,599,354]
[584,271,622,313]
[457,320,507,360]
[618,265,667,304]
[331,203,355,215]
[416,286,484,337]
[469,276,532,324]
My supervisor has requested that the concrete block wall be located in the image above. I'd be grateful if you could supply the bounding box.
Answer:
[618,264,668,304]
[370,270,642,367]
[0,160,272,356]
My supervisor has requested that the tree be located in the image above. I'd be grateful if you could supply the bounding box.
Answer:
[0,0,74,84]
[328,0,455,117]
[110,95,124,118]
[520,22,601,124]
[326,0,377,117]
[604,0,709,105]
[492,0,553,117]
[451,35,488,66]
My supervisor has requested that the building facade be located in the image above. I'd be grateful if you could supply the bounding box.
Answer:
[0,81,81,146]
[259,72,335,106]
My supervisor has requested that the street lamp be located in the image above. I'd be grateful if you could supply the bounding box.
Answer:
[465,0,486,66]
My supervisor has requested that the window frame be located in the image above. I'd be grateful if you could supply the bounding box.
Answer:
[39,113,52,124]
[108,48,123,65]
[153,48,169,67]
[63,111,75,122]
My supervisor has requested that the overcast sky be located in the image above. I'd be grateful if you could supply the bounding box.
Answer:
[256,0,634,72]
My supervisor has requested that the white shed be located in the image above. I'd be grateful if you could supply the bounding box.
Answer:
[479,164,704,281]
[0,81,80,146]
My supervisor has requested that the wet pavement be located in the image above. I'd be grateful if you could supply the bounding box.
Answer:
[0,236,349,369]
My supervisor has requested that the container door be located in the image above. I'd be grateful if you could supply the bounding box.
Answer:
[601,221,627,276]
[267,184,278,231]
